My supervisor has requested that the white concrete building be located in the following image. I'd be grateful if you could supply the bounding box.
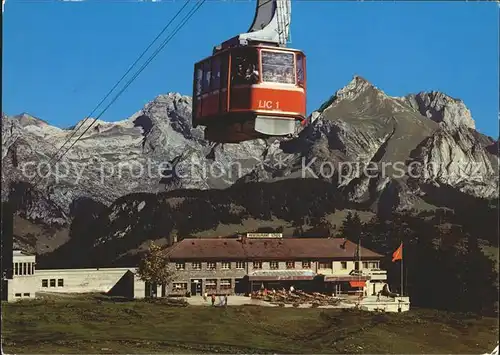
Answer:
[4,250,38,301]
[3,250,151,302]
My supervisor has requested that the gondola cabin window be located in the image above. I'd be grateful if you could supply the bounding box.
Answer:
[202,60,211,94]
[220,53,229,89]
[194,64,203,96]
[211,56,221,90]
[261,50,295,84]
[231,48,259,85]
[296,53,305,87]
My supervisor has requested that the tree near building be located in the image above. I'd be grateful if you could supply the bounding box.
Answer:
[339,211,363,241]
[136,242,177,298]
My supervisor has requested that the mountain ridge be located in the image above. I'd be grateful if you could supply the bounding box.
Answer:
[1,75,498,264]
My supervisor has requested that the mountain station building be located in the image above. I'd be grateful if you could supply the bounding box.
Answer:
[164,233,388,297]
[3,234,391,305]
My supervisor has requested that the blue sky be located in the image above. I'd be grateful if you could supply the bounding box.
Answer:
[2,1,499,138]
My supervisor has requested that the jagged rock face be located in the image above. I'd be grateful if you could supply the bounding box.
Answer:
[2,76,498,257]
[235,76,497,210]
[404,91,476,130]
[408,126,498,199]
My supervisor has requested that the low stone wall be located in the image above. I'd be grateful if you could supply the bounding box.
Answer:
[185,295,411,312]
[360,296,411,312]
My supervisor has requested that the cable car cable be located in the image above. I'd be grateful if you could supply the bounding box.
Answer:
[23,0,207,253]
[29,0,206,190]
[42,0,193,168]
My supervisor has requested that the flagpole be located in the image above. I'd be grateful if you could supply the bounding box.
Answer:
[400,240,404,297]
[358,235,362,297]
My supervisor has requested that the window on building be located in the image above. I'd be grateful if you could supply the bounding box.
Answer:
[14,263,18,276]
[57,279,64,287]
[231,48,259,85]
[362,262,369,269]
[302,261,311,269]
[173,282,187,290]
[296,52,305,87]
[341,261,347,269]
[207,262,216,270]
[205,279,217,291]
[192,262,201,270]
[175,262,185,270]
[370,261,380,269]
[253,261,262,269]
[15,293,21,297]
[220,279,231,290]
[286,261,295,269]
[23,293,30,297]
[270,261,279,270]
[235,261,245,269]
[261,50,295,84]
[42,279,48,287]
[221,262,231,270]
[319,262,331,269]
[23,263,27,275]
[49,279,56,287]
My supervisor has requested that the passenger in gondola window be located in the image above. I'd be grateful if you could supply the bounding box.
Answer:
[245,64,259,83]
[237,62,245,77]
[233,58,247,85]
[253,72,259,82]
[284,68,294,84]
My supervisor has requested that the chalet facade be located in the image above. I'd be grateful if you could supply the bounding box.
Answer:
[164,234,387,297]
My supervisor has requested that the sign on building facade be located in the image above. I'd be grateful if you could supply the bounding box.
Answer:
[246,233,283,238]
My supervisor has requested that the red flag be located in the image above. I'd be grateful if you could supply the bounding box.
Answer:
[392,242,403,262]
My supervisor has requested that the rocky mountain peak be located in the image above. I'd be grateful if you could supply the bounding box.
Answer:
[317,75,390,114]
[404,91,475,131]
[12,113,49,127]
[335,75,377,100]
[134,92,202,144]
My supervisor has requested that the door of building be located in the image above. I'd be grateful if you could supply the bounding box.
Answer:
[191,279,202,295]
[234,278,245,294]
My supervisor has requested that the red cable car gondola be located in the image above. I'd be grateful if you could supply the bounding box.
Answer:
[192,0,307,143]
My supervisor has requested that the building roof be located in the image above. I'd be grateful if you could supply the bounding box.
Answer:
[165,237,383,260]
[13,250,34,256]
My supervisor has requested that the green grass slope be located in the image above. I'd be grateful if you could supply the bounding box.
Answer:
[2,297,498,354]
